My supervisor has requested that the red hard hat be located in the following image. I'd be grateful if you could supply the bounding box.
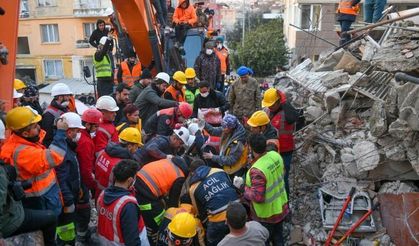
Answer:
[82,108,103,124]
[178,102,193,119]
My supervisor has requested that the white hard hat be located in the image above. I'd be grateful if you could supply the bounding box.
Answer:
[99,36,108,45]
[13,89,23,99]
[96,95,119,112]
[186,135,196,147]
[51,83,72,97]
[155,72,170,84]
[188,123,199,136]
[174,127,190,145]
[61,112,85,129]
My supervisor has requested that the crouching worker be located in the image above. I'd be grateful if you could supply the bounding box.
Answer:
[167,213,198,246]
[97,159,149,246]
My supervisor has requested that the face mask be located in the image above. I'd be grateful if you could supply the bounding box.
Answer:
[61,101,70,107]
[90,132,96,138]
[217,44,222,49]
[72,132,81,142]
[205,49,213,55]
[200,92,209,98]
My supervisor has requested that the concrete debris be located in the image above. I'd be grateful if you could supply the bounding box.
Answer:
[353,141,380,172]
[321,70,350,88]
[334,51,362,75]
[378,181,418,194]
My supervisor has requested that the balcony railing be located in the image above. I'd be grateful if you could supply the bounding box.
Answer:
[73,1,108,17]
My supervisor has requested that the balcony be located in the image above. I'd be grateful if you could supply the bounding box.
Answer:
[73,0,110,17]
[75,39,91,48]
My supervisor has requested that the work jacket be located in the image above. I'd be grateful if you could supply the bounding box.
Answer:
[185,85,199,106]
[135,136,176,166]
[120,61,142,88]
[144,107,178,136]
[173,0,198,26]
[94,120,119,155]
[76,129,97,191]
[337,0,360,16]
[163,85,186,103]
[41,100,68,147]
[214,47,230,75]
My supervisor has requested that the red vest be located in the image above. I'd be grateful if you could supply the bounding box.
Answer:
[97,192,145,245]
[95,150,121,192]
[270,110,295,153]
[121,61,142,88]
[156,108,177,129]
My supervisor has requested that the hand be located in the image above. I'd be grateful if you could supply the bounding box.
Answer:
[233,176,244,189]
[107,33,113,40]
[202,151,214,160]
[167,154,174,160]
[63,204,75,213]
[56,117,69,130]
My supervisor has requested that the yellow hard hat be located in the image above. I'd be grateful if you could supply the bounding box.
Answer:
[262,88,279,107]
[185,68,196,79]
[14,79,27,91]
[247,110,270,127]
[119,127,142,145]
[173,71,187,85]
[6,106,42,131]
[168,212,197,238]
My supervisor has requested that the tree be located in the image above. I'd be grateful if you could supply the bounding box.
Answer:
[237,19,288,77]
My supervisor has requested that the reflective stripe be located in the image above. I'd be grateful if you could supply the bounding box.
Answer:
[49,144,66,157]
[45,150,58,168]
[25,169,52,183]
[138,170,161,197]
[112,195,137,243]
[153,209,166,225]
[25,178,56,197]
[98,127,112,139]
[12,145,27,175]
[278,111,294,135]
[208,199,240,215]
[266,176,283,193]
[138,203,152,211]
[265,186,286,203]
[44,107,63,119]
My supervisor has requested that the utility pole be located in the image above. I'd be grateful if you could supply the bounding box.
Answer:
[242,0,245,46]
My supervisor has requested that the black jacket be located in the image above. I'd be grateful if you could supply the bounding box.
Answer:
[89,24,114,50]
[41,100,69,147]
[192,89,229,118]
[134,136,176,165]
[143,110,177,136]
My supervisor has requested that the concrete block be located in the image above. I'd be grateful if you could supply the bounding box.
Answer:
[353,141,380,172]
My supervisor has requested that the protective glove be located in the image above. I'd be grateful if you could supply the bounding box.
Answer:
[233,176,244,189]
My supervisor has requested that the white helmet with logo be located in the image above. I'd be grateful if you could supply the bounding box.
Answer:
[174,127,190,145]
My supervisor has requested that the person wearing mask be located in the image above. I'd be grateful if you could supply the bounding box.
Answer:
[186,159,239,246]
[337,0,361,45]
[94,35,114,97]
[116,104,142,139]
[192,81,229,123]
[184,68,200,105]
[242,134,289,246]
[95,127,142,196]
[97,160,149,246]
[262,88,297,198]
[135,156,190,244]
[218,202,269,246]
[40,83,72,147]
[95,96,120,155]
[364,0,386,23]
[143,102,193,137]
[173,0,198,51]
[112,83,131,125]
[194,41,221,90]
[135,127,190,166]
[247,110,279,152]
[54,112,85,245]
[202,114,248,178]
[76,108,103,243]
[129,69,153,103]
[1,107,68,219]
[117,51,142,88]
[134,72,178,122]
[213,36,230,92]
[164,71,187,103]
[0,162,58,246]
[228,66,261,124]
[14,79,27,94]
[21,85,43,115]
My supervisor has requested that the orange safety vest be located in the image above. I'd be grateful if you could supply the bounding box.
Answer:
[214,48,229,75]
[0,131,65,197]
[120,61,142,88]
[164,85,186,102]
[337,0,359,15]
[136,159,185,197]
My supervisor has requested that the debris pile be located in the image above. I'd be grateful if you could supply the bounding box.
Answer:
[276,14,419,245]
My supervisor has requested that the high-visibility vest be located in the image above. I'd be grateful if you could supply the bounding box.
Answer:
[93,54,112,78]
[185,89,199,105]
[337,0,359,15]
[95,150,122,191]
[97,191,145,245]
[164,85,186,102]
[136,159,185,197]
[43,105,64,119]
[120,61,142,88]
[270,109,295,153]
[214,48,229,75]
[245,151,288,219]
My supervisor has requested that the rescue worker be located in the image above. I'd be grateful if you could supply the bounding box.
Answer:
[192,80,229,123]
[135,156,190,245]
[14,78,27,94]
[247,110,279,152]
[184,68,200,105]
[117,51,142,88]
[337,0,361,45]
[243,134,289,245]
[187,159,239,246]
[94,95,119,154]
[194,41,221,90]
[95,127,142,196]
[97,159,149,246]
[129,69,153,103]
[262,88,297,198]
[194,1,208,28]
[164,71,187,103]
[173,0,198,51]
[0,107,68,218]
[228,66,261,124]
[21,85,43,115]
[13,89,23,108]
[135,72,178,122]
[112,83,131,125]
[94,35,114,97]
[202,114,248,178]
[41,82,72,147]
[143,102,193,137]
[55,112,84,245]
[76,108,103,243]
[166,213,199,246]
[116,104,142,138]
[135,127,190,165]
[214,36,230,92]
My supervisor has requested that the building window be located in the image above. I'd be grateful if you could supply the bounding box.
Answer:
[20,0,29,18]
[44,60,63,78]
[300,4,322,31]
[41,24,59,43]
[83,23,96,39]
[17,37,30,54]
[38,0,56,7]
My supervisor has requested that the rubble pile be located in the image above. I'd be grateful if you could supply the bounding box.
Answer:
[276,24,419,245]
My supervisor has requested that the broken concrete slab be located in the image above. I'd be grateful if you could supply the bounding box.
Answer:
[353,141,380,172]
[388,119,412,140]
[398,85,419,131]
[305,105,324,122]
[369,101,388,137]
[315,48,345,72]
[4,231,44,245]
[334,51,362,75]
[321,70,350,89]
[324,91,340,111]
[378,181,418,194]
